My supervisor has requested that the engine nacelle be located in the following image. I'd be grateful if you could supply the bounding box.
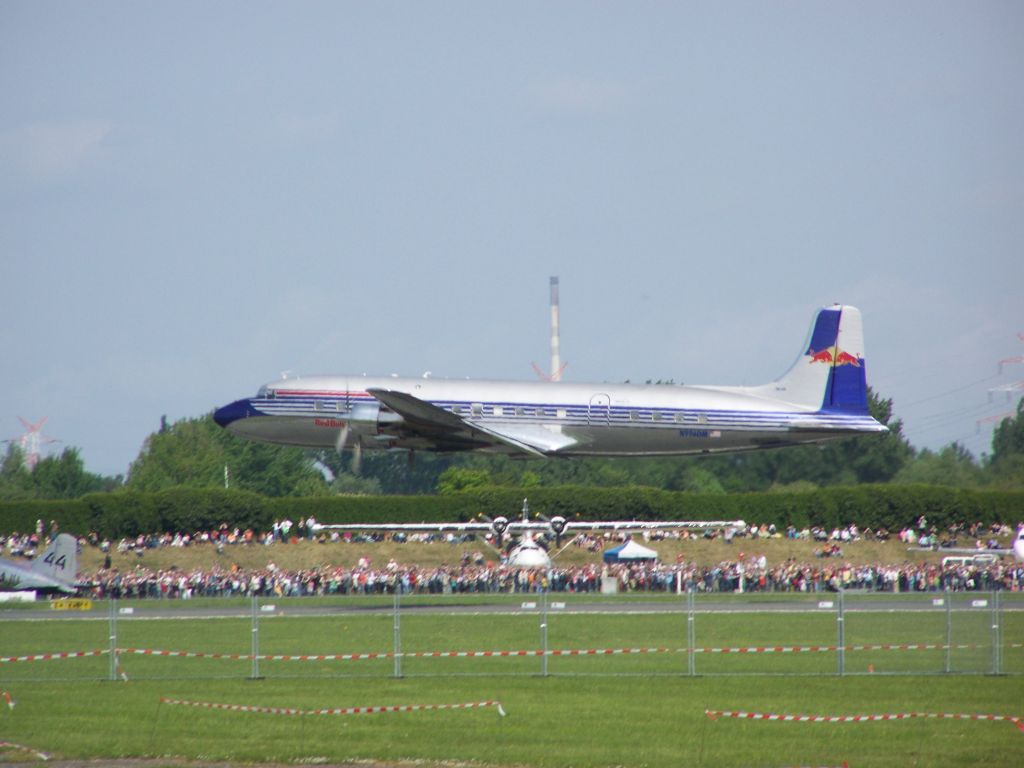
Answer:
[490,516,510,537]
[548,515,568,546]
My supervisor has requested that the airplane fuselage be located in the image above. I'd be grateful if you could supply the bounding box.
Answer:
[215,305,888,458]
[216,375,884,457]
[0,566,76,594]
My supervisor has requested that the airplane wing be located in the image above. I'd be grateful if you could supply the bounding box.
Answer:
[503,520,745,533]
[911,547,1011,556]
[367,388,577,456]
[563,520,744,532]
[313,521,493,533]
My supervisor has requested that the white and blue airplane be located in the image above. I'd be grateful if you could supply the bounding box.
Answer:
[0,534,80,594]
[922,528,1024,564]
[312,498,746,568]
[214,304,887,460]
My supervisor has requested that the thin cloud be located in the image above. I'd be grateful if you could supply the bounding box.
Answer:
[276,112,342,144]
[0,118,114,180]
[537,76,628,114]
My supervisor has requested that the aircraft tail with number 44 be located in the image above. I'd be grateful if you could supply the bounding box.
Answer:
[0,533,79,594]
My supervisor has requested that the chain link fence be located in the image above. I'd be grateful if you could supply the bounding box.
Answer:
[1,590,1019,682]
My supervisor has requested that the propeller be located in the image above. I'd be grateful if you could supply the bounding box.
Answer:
[477,514,510,548]
[548,515,568,548]
[333,422,362,475]
[533,501,568,547]
[334,423,350,453]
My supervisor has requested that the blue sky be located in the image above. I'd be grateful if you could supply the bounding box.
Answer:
[2,2,1021,477]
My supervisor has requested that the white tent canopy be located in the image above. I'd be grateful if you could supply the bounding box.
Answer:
[602,539,658,563]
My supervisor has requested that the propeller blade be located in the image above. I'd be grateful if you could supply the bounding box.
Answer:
[334,423,350,454]
[351,442,363,475]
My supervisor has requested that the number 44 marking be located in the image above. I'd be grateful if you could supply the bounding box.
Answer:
[43,551,66,570]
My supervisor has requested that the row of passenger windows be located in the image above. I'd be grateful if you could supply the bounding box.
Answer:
[306,399,707,424]
[448,403,708,424]
[450,404,563,418]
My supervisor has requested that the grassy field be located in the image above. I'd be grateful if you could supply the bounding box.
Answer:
[76,531,1005,573]
[1,598,1022,767]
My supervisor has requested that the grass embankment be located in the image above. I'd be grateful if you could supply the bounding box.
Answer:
[77,534,1003,574]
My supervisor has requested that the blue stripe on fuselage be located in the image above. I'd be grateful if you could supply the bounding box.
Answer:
[236,391,876,434]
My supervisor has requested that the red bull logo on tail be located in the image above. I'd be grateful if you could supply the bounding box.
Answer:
[808,347,834,364]
[807,346,861,367]
[835,350,861,367]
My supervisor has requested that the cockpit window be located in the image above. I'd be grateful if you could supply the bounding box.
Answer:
[257,386,276,399]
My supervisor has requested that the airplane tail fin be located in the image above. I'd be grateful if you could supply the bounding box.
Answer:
[30,533,78,589]
[758,305,871,414]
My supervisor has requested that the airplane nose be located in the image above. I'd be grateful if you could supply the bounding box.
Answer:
[213,398,259,428]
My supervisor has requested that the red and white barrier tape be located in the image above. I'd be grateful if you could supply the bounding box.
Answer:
[409,647,668,659]
[160,697,506,717]
[691,642,988,654]
[0,740,49,761]
[706,709,1024,734]
[120,646,669,661]
[121,642,1023,661]
[3,642,1018,665]
[0,649,108,663]
[1,691,14,710]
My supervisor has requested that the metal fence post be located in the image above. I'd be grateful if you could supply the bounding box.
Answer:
[109,598,118,682]
[540,589,549,677]
[837,590,845,677]
[944,588,952,674]
[687,587,696,677]
[992,590,1001,675]
[393,588,402,678]
[250,593,260,680]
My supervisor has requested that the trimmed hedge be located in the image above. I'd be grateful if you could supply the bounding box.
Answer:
[0,500,90,537]
[1,485,1021,539]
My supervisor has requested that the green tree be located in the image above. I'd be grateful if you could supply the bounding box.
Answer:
[0,445,116,500]
[127,416,226,491]
[985,400,1024,488]
[330,471,383,495]
[31,448,112,499]
[436,467,492,495]
[314,448,456,494]
[672,466,725,494]
[127,415,328,497]
[0,445,34,500]
[893,443,983,487]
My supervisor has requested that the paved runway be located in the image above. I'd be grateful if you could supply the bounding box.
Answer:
[4,592,1022,621]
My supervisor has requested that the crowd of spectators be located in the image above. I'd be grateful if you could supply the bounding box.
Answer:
[82,555,1024,601]
[4,516,1022,599]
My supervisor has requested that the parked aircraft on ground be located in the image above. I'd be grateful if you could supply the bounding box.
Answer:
[923,528,1024,564]
[214,304,887,462]
[314,499,745,568]
[0,533,80,594]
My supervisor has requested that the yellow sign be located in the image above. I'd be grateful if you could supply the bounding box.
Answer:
[50,598,93,611]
